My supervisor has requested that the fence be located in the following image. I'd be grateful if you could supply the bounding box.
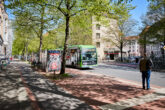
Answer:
[152,55,165,71]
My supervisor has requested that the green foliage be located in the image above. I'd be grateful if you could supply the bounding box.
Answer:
[7,0,135,72]
[140,0,165,46]
[28,37,40,53]
[12,36,25,55]
[6,0,60,62]
[69,12,92,45]
[12,20,37,55]
[147,0,165,9]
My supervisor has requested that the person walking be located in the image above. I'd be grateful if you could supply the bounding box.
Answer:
[139,53,153,90]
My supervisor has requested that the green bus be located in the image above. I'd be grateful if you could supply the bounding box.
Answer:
[66,45,97,68]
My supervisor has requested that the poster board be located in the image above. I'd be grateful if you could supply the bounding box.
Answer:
[47,50,61,72]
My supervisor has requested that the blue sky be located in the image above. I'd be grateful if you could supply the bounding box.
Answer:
[130,0,149,25]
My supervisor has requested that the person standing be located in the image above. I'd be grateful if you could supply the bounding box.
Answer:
[139,53,153,90]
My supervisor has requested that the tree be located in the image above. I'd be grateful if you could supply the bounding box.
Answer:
[69,12,92,45]
[12,24,35,60]
[102,2,136,62]
[48,0,133,74]
[7,0,133,73]
[140,0,165,55]
[6,0,59,63]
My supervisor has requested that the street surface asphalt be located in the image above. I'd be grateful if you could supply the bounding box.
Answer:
[81,63,165,87]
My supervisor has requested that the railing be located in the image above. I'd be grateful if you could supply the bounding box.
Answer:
[151,55,165,70]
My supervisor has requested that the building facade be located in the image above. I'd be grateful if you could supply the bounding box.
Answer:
[139,26,164,58]
[124,36,140,57]
[0,0,13,59]
[92,17,122,61]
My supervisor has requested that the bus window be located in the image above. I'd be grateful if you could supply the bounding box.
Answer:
[82,48,97,61]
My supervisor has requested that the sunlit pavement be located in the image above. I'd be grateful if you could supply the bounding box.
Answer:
[0,61,93,110]
[0,62,32,110]
[1,61,165,110]
[63,68,165,110]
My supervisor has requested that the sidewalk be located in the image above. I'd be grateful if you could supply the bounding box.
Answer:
[0,63,32,110]
[0,62,93,110]
[20,63,93,110]
[46,68,165,110]
[1,61,165,110]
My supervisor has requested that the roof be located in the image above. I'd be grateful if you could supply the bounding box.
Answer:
[124,36,139,40]
[139,26,151,36]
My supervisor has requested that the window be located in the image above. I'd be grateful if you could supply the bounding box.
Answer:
[96,33,100,39]
[132,40,135,45]
[96,42,100,48]
[96,24,101,30]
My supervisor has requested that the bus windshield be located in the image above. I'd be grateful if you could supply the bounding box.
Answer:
[82,48,97,61]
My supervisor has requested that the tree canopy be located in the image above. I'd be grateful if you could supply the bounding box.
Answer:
[6,0,135,73]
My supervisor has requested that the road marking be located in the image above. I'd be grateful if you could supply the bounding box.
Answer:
[100,88,165,110]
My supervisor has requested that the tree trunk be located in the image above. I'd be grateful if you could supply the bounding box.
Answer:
[22,42,26,60]
[163,33,165,59]
[38,6,44,63]
[120,42,123,62]
[22,47,25,60]
[25,43,28,61]
[60,15,70,74]
[39,35,43,63]
[143,35,146,54]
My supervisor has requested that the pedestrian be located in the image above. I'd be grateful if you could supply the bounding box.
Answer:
[139,53,153,90]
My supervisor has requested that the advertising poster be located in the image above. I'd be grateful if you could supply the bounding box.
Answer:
[47,50,61,72]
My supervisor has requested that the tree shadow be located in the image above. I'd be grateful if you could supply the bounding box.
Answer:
[0,64,32,110]
[52,73,153,109]
[125,98,165,110]
[20,65,94,110]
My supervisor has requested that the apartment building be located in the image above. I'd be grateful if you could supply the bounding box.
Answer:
[139,26,164,58]
[92,17,121,61]
[124,36,140,57]
[0,0,13,59]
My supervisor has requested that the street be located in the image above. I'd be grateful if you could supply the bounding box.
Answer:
[82,63,165,87]
[1,61,165,110]
[1,0,165,110]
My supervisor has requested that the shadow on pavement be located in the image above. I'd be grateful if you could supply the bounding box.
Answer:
[53,72,153,110]
[21,65,93,110]
[0,64,32,110]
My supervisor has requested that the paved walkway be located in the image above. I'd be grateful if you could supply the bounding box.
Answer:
[1,61,165,110]
[0,62,32,110]
[56,68,165,110]
[0,61,93,110]
[21,63,92,110]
